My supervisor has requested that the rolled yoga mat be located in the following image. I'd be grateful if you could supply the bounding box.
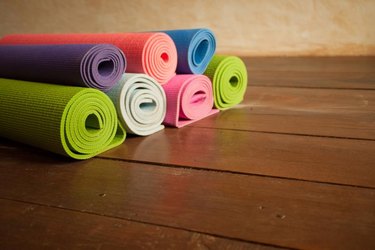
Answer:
[204,55,247,110]
[106,73,166,136]
[162,75,219,128]
[163,28,216,74]
[0,44,125,91]
[0,78,126,160]
[0,33,177,84]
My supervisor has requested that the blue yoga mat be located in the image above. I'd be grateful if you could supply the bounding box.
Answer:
[163,28,216,74]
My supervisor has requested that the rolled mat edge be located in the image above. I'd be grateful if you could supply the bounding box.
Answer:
[204,55,247,110]
[0,78,126,159]
[0,44,126,91]
[106,73,166,136]
[163,28,216,74]
[162,74,219,128]
[0,33,176,85]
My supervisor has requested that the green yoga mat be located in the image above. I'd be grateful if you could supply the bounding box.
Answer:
[204,55,247,110]
[0,78,126,159]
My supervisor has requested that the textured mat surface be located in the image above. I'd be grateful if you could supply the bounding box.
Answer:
[0,78,125,159]
[162,75,219,128]
[0,44,125,91]
[204,55,247,110]
[106,73,166,136]
[163,28,216,74]
[0,33,177,84]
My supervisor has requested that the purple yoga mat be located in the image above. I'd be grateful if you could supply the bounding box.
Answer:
[0,44,126,91]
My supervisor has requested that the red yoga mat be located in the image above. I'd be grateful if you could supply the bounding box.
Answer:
[0,33,177,84]
[162,75,219,128]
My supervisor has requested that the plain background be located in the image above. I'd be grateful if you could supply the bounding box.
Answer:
[0,0,374,56]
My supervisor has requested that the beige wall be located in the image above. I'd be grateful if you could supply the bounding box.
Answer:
[0,0,374,56]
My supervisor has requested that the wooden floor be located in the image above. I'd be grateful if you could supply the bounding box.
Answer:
[0,57,374,249]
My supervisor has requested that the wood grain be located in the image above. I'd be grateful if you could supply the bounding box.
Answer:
[244,57,375,89]
[191,87,375,140]
[0,199,277,250]
[249,71,375,89]
[0,151,374,250]
[244,57,375,73]
[0,56,374,249]
[98,127,375,188]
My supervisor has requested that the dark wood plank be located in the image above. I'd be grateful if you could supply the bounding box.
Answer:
[0,56,374,250]
[0,199,275,250]
[249,71,375,89]
[244,57,375,73]
[2,99,374,188]
[243,57,375,89]
[0,151,374,250]
[244,87,375,113]
[99,127,375,188]
[192,87,375,140]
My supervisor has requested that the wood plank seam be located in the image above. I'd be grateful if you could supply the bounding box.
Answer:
[248,85,375,91]
[0,196,293,250]
[95,156,375,190]
[186,127,375,142]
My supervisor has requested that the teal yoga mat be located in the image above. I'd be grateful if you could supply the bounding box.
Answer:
[0,78,126,159]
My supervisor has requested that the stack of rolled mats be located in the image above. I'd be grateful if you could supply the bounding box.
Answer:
[0,28,247,159]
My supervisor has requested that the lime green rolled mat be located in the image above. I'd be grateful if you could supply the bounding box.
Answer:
[204,55,247,110]
[0,78,126,159]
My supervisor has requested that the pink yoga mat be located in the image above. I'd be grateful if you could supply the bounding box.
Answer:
[162,75,219,128]
[0,33,177,84]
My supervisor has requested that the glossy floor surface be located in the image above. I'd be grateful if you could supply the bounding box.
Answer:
[1,57,374,249]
